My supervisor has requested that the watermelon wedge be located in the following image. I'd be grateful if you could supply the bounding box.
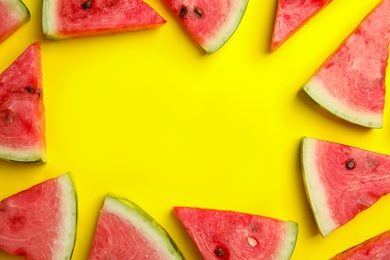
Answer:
[164,0,249,54]
[271,0,332,51]
[331,229,390,259]
[301,137,390,237]
[302,0,390,128]
[0,0,30,43]
[42,0,166,39]
[0,172,77,259]
[88,193,185,260]
[173,206,298,259]
[0,42,46,163]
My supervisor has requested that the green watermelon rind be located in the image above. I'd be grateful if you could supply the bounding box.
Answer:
[300,137,337,237]
[0,146,46,163]
[0,0,30,42]
[303,78,383,128]
[41,0,58,39]
[101,193,185,259]
[276,220,299,259]
[56,172,78,260]
[203,0,249,54]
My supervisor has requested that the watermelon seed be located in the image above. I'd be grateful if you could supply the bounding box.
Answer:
[25,86,34,93]
[193,7,203,18]
[214,247,225,257]
[82,1,92,9]
[247,236,258,247]
[179,6,188,18]
[346,160,356,170]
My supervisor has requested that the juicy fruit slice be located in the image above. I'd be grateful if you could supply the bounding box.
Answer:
[331,229,390,259]
[174,207,298,259]
[0,42,46,163]
[302,0,390,128]
[88,193,185,260]
[271,0,332,51]
[164,0,249,54]
[0,0,30,43]
[42,0,166,39]
[0,173,77,259]
[301,137,390,237]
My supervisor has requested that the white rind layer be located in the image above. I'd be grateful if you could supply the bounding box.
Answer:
[103,194,183,259]
[55,173,77,260]
[275,221,298,260]
[303,78,383,128]
[0,145,46,163]
[203,0,249,54]
[301,137,336,237]
[42,0,60,38]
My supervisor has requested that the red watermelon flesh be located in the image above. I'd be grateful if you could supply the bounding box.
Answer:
[0,173,77,259]
[303,0,390,128]
[42,0,166,39]
[331,229,390,259]
[271,0,332,51]
[173,207,298,260]
[0,42,46,163]
[88,194,185,260]
[0,0,30,43]
[164,0,249,54]
[301,137,390,237]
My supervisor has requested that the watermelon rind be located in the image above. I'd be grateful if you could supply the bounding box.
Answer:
[0,0,30,43]
[0,146,46,163]
[92,193,185,259]
[300,137,337,237]
[277,221,299,260]
[303,78,383,128]
[203,0,249,54]
[56,172,78,260]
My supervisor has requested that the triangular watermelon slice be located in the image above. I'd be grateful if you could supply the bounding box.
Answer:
[42,0,166,39]
[0,42,46,163]
[0,172,77,259]
[88,193,185,259]
[331,229,390,259]
[0,0,30,43]
[164,0,249,54]
[301,137,390,237]
[173,206,298,259]
[271,0,332,51]
[302,0,390,128]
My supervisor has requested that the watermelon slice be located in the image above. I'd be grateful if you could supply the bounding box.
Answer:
[271,0,332,51]
[0,0,30,43]
[301,137,390,237]
[173,206,298,259]
[302,0,390,128]
[88,193,185,259]
[42,0,166,39]
[164,0,249,54]
[331,229,390,259]
[0,42,46,163]
[0,172,77,259]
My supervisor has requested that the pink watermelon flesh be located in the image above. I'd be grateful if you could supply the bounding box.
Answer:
[303,0,390,128]
[42,0,166,39]
[173,207,298,260]
[164,0,249,54]
[0,42,46,163]
[88,194,184,260]
[0,173,77,260]
[0,0,30,43]
[331,229,390,259]
[301,137,390,237]
[271,0,332,51]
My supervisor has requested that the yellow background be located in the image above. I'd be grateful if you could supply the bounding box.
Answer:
[0,0,389,259]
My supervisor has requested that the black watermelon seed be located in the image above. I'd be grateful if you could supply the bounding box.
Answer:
[82,0,92,9]
[26,86,34,93]
[179,6,188,18]
[346,160,356,170]
[214,248,225,257]
[193,7,203,18]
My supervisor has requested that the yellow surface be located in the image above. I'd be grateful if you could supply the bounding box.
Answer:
[0,0,389,259]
